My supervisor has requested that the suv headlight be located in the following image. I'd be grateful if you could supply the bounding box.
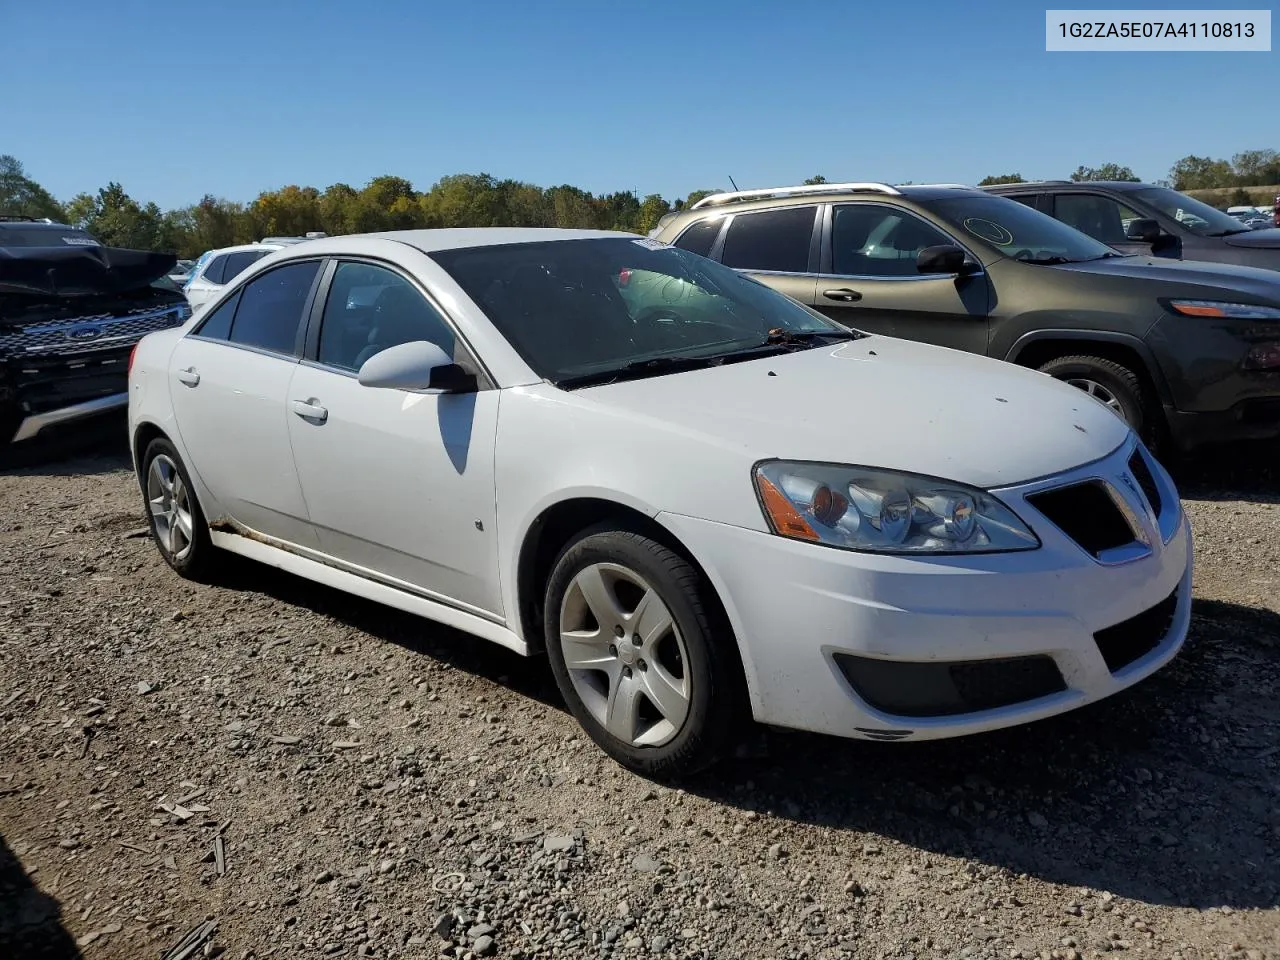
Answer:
[753,461,1039,554]
[1167,300,1280,319]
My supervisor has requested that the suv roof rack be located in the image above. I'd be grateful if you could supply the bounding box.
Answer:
[0,215,55,223]
[689,182,902,210]
[986,180,1072,186]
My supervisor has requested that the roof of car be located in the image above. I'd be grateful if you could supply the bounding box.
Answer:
[370,227,636,253]
[983,181,1156,192]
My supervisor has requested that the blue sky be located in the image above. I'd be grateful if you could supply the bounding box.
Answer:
[3,0,1274,209]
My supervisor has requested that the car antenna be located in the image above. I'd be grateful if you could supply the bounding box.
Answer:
[728,175,740,191]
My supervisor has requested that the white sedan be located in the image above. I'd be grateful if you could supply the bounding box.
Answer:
[127,228,1193,777]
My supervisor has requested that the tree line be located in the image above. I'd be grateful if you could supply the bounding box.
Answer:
[3,149,1276,259]
[978,150,1280,206]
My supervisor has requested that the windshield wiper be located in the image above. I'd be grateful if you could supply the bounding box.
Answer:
[1205,228,1251,237]
[762,327,862,345]
[555,354,722,389]
[1019,255,1073,265]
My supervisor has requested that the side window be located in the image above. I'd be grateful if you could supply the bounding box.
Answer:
[671,217,724,258]
[202,254,229,285]
[316,262,456,373]
[831,205,952,277]
[226,260,321,355]
[222,250,266,282]
[1006,194,1040,209]
[191,289,241,341]
[719,207,816,273]
[1052,194,1139,246]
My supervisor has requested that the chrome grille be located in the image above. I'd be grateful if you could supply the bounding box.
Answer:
[0,304,187,355]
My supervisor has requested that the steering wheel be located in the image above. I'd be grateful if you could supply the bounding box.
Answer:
[1012,248,1035,261]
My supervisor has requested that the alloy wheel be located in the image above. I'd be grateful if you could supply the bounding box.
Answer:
[558,562,691,747]
[147,454,195,561]
[1064,377,1127,421]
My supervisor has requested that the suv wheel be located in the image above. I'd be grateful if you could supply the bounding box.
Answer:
[543,525,743,780]
[1038,355,1147,433]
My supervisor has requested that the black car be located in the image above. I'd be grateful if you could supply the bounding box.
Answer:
[983,181,1280,272]
[0,217,191,445]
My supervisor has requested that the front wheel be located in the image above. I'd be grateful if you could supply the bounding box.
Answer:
[1038,355,1148,434]
[543,526,743,779]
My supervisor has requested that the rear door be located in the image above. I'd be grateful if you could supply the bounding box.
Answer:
[712,206,820,305]
[812,202,991,353]
[167,259,324,547]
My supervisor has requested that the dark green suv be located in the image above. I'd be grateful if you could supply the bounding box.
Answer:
[651,183,1280,454]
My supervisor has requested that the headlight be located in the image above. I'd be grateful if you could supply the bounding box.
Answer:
[753,461,1040,554]
[1167,300,1280,320]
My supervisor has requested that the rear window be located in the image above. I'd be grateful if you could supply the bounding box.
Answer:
[671,218,724,257]
[0,226,101,248]
[719,207,816,273]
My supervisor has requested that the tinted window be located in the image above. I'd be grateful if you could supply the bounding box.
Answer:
[227,260,320,355]
[671,218,723,257]
[928,196,1115,263]
[719,207,815,273]
[831,205,952,277]
[202,255,229,285]
[1053,194,1140,246]
[430,237,848,384]
[1008,194,1039,208]
[317,262,456,372]
[223,250,268,282]
[193,290,241,340]
[1130,187,1253,237]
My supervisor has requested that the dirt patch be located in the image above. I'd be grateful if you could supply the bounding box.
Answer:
[1,444,1278,960]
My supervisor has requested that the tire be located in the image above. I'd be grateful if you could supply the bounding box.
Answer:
[543,524,744,780]
[139,437,218,580]
[1037,355,1148,435]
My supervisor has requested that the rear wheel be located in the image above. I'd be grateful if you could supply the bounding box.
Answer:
[543,525,743,780]
[141,437,218,580]
[1038,355,1148,434]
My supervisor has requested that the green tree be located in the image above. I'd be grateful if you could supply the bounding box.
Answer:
[802,175,828,185]
[978,173,1025,186]
[637,193,672,234]
[1168,155,1234,190]
[0,155,64,220]
[1230,149,1280,186]
[1070,163,1139,182]
[252,184,322,237]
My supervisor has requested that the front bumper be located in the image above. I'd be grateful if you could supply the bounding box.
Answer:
[9,391,129,443]
[660,437,1193,741]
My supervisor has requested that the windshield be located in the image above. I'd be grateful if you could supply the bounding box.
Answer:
[430,237,853,385]
[1131,187,1252,237]
[928,195,1116,263]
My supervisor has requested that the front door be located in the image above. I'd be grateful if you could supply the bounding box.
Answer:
[813,202,991,354]
[285,260,503,618]
[167,260,323,547]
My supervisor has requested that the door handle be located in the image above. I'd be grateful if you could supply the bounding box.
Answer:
[176,367,200,387]
[822,288,862,302]
[291,399,328,423]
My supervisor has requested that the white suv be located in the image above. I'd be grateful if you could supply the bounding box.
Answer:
[128,228,1193,778]
[183,236,326,311]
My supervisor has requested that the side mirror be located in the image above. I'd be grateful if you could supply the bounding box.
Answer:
[917,244,979,275]
[356,340,477,394]
[1125,218,1162,243]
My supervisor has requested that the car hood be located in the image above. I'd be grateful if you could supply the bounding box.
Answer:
[1049,254,1280,299]
[1221,227,1280,249]
[574,337,1130,489]
[0,244,178,297]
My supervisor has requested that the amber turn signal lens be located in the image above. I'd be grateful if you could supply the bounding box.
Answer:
[756,475,819,541]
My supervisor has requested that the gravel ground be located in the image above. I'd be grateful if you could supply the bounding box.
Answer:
[1,424,1278,960]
